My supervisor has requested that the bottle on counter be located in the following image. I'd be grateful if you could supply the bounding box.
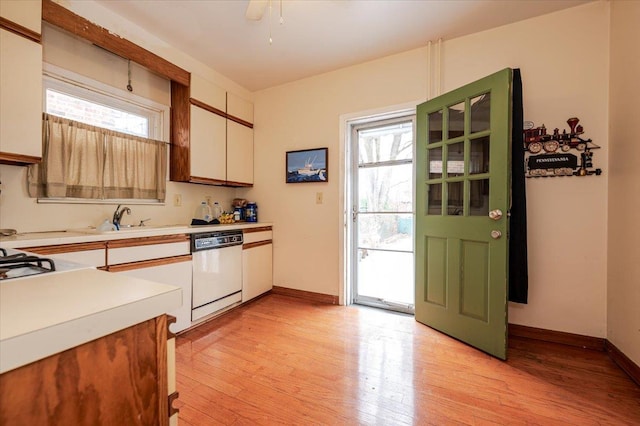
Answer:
[245,202,258,223]
[212,202,222,219]
[195,201,213,222]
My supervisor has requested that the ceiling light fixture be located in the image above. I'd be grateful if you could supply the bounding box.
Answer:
[246,0,284,45]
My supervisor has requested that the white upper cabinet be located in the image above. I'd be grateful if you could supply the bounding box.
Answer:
[172,72,254,186]
[0,0,41,34]
[226,92,254,185]
[0,28,42,164]
[190,104,226,182]
[227,120,253,184]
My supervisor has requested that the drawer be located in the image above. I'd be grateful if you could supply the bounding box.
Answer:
[108,241,190,265]
[47,250,106,268]
[243,229,272,245]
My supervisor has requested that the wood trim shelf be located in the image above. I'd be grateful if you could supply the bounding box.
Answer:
[107,234,190,249]
[190,98,226,119]
[42,0,189,86]
[243,240,272,250]
[106,254,192,272]
[0,16,41,43]
[189,176,228,186]
[189,98,253,129]
[243,226,273,234]
[0,152,42,166]
[605,340,640,387]
[271,286,339,305]
[20,241,107,254]
[508,324,605,351]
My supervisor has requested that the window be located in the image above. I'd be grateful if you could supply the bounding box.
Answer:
[43,64,166,141]
[32,64,170,204]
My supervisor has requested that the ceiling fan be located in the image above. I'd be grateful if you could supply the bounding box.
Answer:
[245,0,269,21]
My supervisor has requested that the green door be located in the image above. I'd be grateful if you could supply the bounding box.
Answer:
[415,68,512,360]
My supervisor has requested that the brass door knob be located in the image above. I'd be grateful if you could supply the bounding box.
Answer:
[490,230,502,239]
[489,209,503,221]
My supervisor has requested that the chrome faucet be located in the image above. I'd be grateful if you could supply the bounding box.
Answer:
[112,205,131,230]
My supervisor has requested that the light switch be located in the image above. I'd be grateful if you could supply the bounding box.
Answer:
[316,192,323,204]
[173,194,182,207]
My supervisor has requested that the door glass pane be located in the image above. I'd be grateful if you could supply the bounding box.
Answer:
[427,147,442,179]
[471,93,490,133]
[358,164,412,212]
[358,121,413,164]
[358,213,413,251]
[447,181,464,215]
[428,110,443,144]
[358,250,414,305]
[427,183,442,215]
[470,179,490,216]
[448,102,465,139]
[447,142,465,177]
[470,136,490,175]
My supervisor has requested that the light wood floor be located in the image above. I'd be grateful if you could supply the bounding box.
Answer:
[175,294,640,425]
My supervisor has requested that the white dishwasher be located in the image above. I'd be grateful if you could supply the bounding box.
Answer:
[191,230,243,322]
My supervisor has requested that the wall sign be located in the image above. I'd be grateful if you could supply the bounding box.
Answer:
[523,117,602,178]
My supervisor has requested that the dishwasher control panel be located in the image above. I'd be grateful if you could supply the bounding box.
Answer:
[191,230,243,252]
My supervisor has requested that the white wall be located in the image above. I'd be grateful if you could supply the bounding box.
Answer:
[248,1,611,338]
[607,0,640,365]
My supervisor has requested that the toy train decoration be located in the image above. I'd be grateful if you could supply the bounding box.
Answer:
[524,117,602,177]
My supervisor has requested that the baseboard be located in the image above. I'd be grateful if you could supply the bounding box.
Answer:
[605,340,640,387]
[271,286,339,305]
[508,324,606,352]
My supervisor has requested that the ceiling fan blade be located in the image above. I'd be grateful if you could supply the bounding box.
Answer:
[245,0,269,21]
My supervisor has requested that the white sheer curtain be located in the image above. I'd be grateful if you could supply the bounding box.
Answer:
[28,113,166,200]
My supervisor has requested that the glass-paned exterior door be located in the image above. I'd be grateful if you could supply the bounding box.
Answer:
[351,116,415,313]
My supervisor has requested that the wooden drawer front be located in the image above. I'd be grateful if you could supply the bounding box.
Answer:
[243,230,272,245]
[108,242,190,265]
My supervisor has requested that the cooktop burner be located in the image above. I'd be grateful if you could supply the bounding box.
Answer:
[0,252,56,280]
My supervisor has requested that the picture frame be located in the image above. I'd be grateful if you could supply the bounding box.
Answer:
[286,148,328,183]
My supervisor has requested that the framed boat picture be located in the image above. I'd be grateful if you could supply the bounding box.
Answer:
[286,148,328,183]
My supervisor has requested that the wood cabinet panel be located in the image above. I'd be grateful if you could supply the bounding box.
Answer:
[0,0,41,34]
[227,120,254,185]
[0,316,169,426]
[0,28,42,163]
[190,104,226,182]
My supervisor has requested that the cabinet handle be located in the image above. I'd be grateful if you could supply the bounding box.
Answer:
[168,391,180,418]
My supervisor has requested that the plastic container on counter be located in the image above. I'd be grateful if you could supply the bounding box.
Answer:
[245,202,258,223]
[195,201,213,222]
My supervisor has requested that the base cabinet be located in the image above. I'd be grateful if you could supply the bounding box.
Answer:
[242,228,273,302]
[114,260,192,334]
[0,315,171,425]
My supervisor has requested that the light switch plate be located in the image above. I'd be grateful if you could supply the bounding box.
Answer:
[173,194,182,207]
[316,192,323,204]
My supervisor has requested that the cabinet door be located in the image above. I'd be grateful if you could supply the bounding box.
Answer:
[242,243,273,302]
[227,120,253,184]
[114,260,193,334]
[190,104,226,181]
[0,28,42,161]
[0,0,41,33]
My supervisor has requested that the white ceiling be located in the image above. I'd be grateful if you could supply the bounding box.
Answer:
[94,0,591,91]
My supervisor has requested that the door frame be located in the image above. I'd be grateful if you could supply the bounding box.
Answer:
[339,102,420,307]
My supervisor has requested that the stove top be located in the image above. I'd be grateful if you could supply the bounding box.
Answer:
[0,248,90,281]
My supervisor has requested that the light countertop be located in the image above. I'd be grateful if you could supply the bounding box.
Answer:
[0,222,272,249]
[0,268,181,374]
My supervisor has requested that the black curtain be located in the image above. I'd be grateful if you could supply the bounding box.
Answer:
[509,69,529,303]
